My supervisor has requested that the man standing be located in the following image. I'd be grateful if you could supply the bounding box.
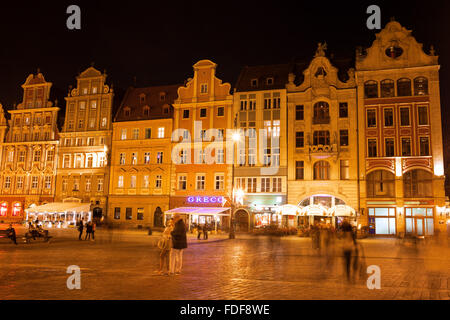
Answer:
[7,224,17,245]
[78,219,84,240]
[170,214,187,275]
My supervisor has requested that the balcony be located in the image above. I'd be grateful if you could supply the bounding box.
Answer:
[308,144,338,161]
[312,117,330,125]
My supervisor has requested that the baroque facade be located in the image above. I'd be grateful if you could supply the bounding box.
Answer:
[54,67,113,220]
[0,72,60,222]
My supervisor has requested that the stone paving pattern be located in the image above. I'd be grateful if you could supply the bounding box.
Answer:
[0,227,449,300]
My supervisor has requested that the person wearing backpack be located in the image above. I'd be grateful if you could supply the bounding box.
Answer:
[155,219,173,275]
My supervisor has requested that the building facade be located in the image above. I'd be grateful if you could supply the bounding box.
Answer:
[54,67,113,220]
[0,72,60,223]
[232,64,289,231]
[356,20,446,236]
[108,85,178,227]
[169,60,234,228]
[286,44,359,229]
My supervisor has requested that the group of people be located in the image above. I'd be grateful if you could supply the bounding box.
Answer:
[194,223,209,240]
[156,214,188,276]
[77,219,96,241]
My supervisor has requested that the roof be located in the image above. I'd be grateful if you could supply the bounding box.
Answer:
[25,202,91,214]
[114,84,180,122]
[234,64,293,92]
[164,207,231,216]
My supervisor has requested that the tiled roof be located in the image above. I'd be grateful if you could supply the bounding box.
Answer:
[114,84,181,122]
[234,64,293,92]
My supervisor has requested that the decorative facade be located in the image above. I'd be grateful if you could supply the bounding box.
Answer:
[0,72,60,222]
[108,85,178,227]
[54,67,113,220]
[356,20,446,236]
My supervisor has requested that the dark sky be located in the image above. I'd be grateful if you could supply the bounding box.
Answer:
[0,1,448,149]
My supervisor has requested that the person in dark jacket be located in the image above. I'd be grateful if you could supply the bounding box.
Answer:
[85,221,93,241]
[169,214,187,275]
[78,219,84,240]
[7,224,17,245]
[203,224,208,240]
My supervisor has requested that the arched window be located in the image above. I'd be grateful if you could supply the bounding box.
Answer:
[404,170,433,198]
[366,170,395,198]
[313,102,330,124]
[313,161,330,180]
[365,81,378,98]
[397,78,412,96]
[143,106,150,116]
[414,77,428,96]
[381,79,395,98]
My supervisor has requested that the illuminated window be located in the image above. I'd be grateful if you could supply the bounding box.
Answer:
[340,160,350,180]
[120,153,126,165]
[4,177,11,189]
[196,174,205,190]
[118,176,124,188]
[133,128,139,140]
[215,174,224,190]
[137,208,144,221]
[143,175,149,188]
[31,176,39,189]
[158,127,165,138]
[155,175,162,189]
[85,178,91,192]
[178,175,187,190]
[0,203,8,216]
[314,161,330,180]
[144,152,150,164]
[121,129,127,140]
[97,178,104,192]
[131,153,137,165]
[130,176,136,188]
[296,161,304,180]
[17,177,24,189]
[157,152,163,164]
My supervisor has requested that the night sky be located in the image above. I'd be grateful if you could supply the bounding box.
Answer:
[0,1,448,169]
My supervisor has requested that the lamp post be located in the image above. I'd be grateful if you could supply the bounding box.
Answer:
[229,119,240,239]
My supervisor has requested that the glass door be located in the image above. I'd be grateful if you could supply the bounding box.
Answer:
[415,218,424,236]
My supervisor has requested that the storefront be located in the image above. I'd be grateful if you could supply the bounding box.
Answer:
[405,207,434,236]
[164,207,231,233]
[25,202,92,228]
[368,208,397,236]
[244,195,287,229]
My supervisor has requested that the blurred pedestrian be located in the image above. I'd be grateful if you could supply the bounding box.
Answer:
[342,219,356,282]
[6,224,17,245]
[91,221,96,240]
[156,219,173,275]
[78,219,84,240]
[203,224,208,240]
[85,221,93,241]
[170,214,188,275]
[197,223,202,240]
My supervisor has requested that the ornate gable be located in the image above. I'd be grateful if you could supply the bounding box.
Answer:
[356,20,438,71]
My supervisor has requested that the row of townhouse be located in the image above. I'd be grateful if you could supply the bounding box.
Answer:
[0,21,447,236]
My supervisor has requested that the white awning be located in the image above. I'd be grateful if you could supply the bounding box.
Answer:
[327,205,356,217]
[276,204,302,216]
[165,207,231,216]
[301,204,329,216]
[25,202,91,214]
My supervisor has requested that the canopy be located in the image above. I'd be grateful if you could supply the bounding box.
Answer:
[165,207,231,216]
[276,204,302,216]
[26,202,91,214]
[301,204,329,216]
[327,205,356,217]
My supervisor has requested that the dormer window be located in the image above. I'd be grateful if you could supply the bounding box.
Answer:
[266,78,274,85]
[124,108,131,117]
[251,79,258,87]
[200,84,208,94]
[143,106,150,116]
[139,94,146,104]
[160,92,166,101]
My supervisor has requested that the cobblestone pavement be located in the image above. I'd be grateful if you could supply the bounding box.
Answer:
[0,227,449,300]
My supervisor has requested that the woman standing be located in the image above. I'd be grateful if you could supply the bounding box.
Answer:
[170,214,188,275]
[156,219,173,275]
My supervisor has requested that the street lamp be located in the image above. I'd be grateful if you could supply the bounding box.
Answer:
[229,125,240,239]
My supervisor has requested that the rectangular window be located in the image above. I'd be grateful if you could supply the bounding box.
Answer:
[296,161,304,180]
[217,149,224,164]
[126,208,132,220]
[401,138,411,156]
[73,178,80,191]
[247,178,257,193]
[296,105,304,121]
[130,176,136,188]
[183,110,190,119]
[217,107,224,117]
[131,153,137,165]
[19,151,26,162]
[340,160,350,180]
[385,139,395,157]
[120,153,126,165]
[17,177,24,189]
[200,108,207,118]
[85,178,91,192]
[272,177,282,193]
[384,108,394,127]
[145,128,151,139]
[31,176,39,189]
[196,175,205,190]
[368,139,377,157]
[418,106,429,125]
[97,178,104,192]
[340,130,349,147]
[178,175,187,190]
[121,129,127,140]
[118,176,124,188]
[63,155,71,168]
[144,152,150,164]
[339,103,348,118]
[137,208,144,221]
[261,178,271,193]
[155,175,162,189]
[420,137,430,156]
[132,128,139,140]
[143,175,149,188]
[158,127,165,138]
[296,132,304,148]
[215,174,224,190]
[367,109,377,128]
[114,208,121,220]
[4,177,11,189]
[272,93,281,109]
[400,107,410,126]
[157,152,163,164]
[33,150,41,162]
[200,84,208,93]
[62,178,68,192]
[87,138,95,146]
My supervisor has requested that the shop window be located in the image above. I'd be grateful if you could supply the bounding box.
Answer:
[364,81,378,98]
[366,170,395,198]
[12,203,22,217]
[381,79,395,98]
[404,170,433,198]
[368,208,396,235]
[313,102,330,124]
[397,78,412,96]
[414,77,428,96]
[313,161,330,180]
[296,161,304,180]
[126,208,132,220]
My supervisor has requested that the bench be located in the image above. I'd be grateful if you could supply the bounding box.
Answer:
[0,229,14,243]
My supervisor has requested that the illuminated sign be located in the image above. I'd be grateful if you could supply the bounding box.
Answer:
[187,196,224,204]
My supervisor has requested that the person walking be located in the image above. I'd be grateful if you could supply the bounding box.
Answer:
[85,221,93,241]
[6,224,17,245]
[197,223,202,240]
[156,219,174,275]
[342,219,357,283]
[91,221,96,241]
[170,214,187,275]
[203,224,208,240]
[78,219,84,240]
